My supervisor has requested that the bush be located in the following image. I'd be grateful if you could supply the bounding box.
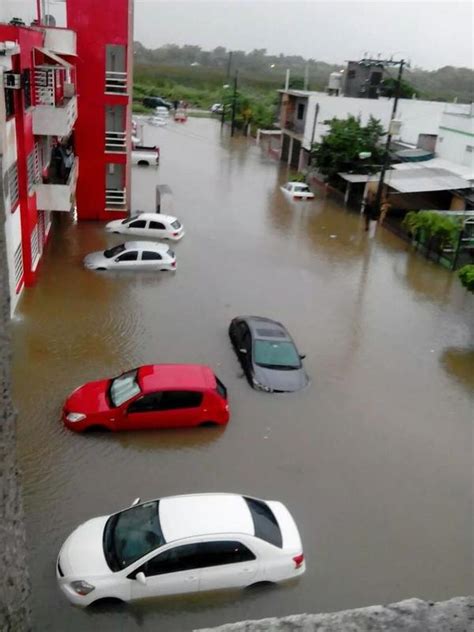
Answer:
[458,265,474,293]
[402,211,461,249]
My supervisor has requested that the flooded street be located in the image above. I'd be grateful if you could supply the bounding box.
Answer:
[11,117,473,631]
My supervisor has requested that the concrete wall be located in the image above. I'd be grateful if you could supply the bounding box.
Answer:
[436,111,474,167]
[0,155,31,631]
[196,596,472,632]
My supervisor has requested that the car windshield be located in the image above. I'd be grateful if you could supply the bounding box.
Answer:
[171,220,181,229]
[297,185,310,192]
[104,244,126,259]
[254,340,301,370]
[109,369,141,406]
[122,215,140,225]
[103,501,165,571]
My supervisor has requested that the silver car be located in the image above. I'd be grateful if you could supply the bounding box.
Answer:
[83,241,176,272]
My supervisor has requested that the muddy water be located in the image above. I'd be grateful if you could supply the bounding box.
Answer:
[11,117,473,631]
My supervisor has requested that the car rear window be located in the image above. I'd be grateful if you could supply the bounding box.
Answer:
[215,376,227,399]
[244,497,282,548]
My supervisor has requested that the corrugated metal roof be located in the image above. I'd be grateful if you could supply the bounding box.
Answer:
[386,167,471,193]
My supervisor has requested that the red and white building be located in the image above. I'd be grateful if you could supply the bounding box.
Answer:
[0,0,133,315]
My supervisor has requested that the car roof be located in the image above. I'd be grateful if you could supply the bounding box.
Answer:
[123,241,170,253]
[287,181,308,187]
[238,316,292,341]
[159,493,254,543]
[129,213,177,223]
[138,364,215,392]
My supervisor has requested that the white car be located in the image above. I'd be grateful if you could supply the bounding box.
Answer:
[281,182,315,200]
[83,241,176,272]
[56,493,305,607]
[105,214,184,241]
[210,103,223,114]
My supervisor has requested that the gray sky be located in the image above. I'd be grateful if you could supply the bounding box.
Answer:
[2,0,473,70]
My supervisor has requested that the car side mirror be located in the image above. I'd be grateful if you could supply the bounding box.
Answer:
[239,348,247,354]
[135,572,147,586]
[131,497,141,507]
[299,354,306,360]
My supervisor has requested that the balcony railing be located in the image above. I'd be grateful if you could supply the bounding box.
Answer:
[105,71,127,94]
[36,158,79,212]
[105,188,127,210]
[105,131,127,153]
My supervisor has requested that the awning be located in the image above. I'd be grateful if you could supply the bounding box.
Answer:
[385,167,472,193]
[393,157,474,182]
[338,173,380,183]
[35,47,73,70]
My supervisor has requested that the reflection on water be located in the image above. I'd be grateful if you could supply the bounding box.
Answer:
[11,117,474,632]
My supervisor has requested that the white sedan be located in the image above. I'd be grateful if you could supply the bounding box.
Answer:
[83,241,176,272]
[105,214,184,241]
[281,182,315,200]
[56,493,305,606]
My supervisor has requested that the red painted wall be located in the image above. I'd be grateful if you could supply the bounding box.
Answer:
[67,0,132,221]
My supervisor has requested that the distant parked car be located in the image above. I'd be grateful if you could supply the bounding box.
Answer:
[62,364,229,432]
[56,492,305,606]
[142,96,172,110]
[105,214,184,241]
[281,182,314,200]
[210,103,224,114]
[83,242,176,272]
[229,316,308,392]
[148,116,167,127]
[131,145,160,166]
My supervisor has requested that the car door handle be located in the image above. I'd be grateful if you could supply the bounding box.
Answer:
[241,568,253,573]
[185,576,198,582]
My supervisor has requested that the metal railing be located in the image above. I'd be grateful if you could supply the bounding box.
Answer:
[105,71,127,94]
[105,131,127,153]
[105,188,127,209]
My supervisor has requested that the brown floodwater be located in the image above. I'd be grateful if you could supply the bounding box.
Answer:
[11,117,474,631]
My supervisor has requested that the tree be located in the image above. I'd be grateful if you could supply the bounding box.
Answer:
[402,211,461,250]
[379,77,416,99]
[310,115,385,182]
[458,265,474,293]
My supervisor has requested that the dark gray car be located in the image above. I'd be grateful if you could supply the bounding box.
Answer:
[228,316,309,393]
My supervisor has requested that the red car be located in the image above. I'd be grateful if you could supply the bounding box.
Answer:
[62,364,229,432]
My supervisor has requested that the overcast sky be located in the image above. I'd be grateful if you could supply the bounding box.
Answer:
[2,0,473,70]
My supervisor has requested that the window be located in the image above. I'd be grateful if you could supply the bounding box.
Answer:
[149,221,166,230]
[104,243,126,258]
[109,369,141,407]
[7,163,19,212]
[116,251,138,262]
[4,73,15,118]
[22,69,32,109]
[104,501,164,571]
[137,540,255,577]
[160,391,203,410]
[215,376,227,399]
[142,251,162,261]
[26,149,39,194]
[245,497,282,548]
[128,392,162,414]
[466,145,473,153]
[297,103,305,120]
[347,69,356,79]
[129,220,147,229]
[30,223,40,264]
[14,244,23,288]
[254,340,301,370]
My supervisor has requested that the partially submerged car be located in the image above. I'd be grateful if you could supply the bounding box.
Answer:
[105,214,184,241]
[83,241,176,272]
[281,182,314,200]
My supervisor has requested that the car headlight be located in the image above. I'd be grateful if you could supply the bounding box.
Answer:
[66,412,86,423]
[70,580,95,596]
[253,378,272,392]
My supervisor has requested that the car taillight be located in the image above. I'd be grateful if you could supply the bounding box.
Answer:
[172,261,176,267]
[172,232,179,236]
[293,553,304,569]
[294,196,301,201]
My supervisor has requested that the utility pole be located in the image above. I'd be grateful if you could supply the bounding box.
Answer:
[221,51,232,128]
[370,59,405,227]
[230,70,238,137]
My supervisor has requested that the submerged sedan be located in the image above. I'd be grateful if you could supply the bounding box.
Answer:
[83,241,176,271]
[62,364,229,432]
[105,214,184,241]
[280,182,315,200]
[229,316,308,392]
[57,493,305,606]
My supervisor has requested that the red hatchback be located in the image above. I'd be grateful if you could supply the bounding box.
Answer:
[62,364,229,432]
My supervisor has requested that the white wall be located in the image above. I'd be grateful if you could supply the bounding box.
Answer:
[303,92,448,150]
[436,110,474,168]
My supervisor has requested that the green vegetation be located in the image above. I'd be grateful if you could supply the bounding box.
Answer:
[458,265,474,293]
[310,115,385,182]
[403,211,462,249]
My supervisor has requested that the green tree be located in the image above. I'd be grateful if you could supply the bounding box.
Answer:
[402,211,461,249]
[310,115,385,182]
[379,77,417,99]
[458,265,474,293]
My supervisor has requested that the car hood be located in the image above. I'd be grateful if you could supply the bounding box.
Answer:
[84,251,108,267]
[65,379,111,414]
[58,516,111,577]
[253,364,308,393]
[104,220,123,231]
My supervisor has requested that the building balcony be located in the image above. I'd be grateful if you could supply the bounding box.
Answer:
[105,188,127,210]
[105,131,127,153]
[105,71,127,94]
[36,158,78,212]
[32,90,77,137]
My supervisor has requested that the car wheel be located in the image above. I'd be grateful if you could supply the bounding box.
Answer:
[246,581,275,592]
[137,160,149,167]
[113,231,120,234]
[199,421,219,428]
[90,597,125,609]
[96,267,106,271]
